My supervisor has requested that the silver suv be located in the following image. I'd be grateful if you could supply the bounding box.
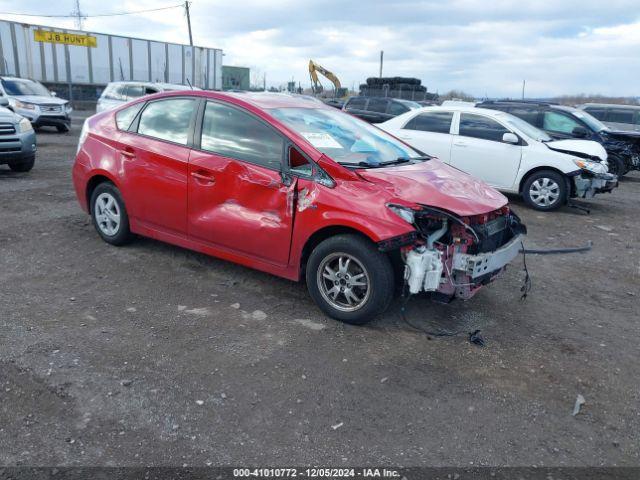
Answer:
[0,106,37,172]
[0,76,72,132]
[96,82,196,113]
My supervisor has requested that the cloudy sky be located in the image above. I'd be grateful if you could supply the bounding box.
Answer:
[1,0,639,97]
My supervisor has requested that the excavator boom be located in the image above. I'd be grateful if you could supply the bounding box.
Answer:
[309,60,342,96]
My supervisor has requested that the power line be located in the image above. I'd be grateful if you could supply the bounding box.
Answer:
[0,4,184,19]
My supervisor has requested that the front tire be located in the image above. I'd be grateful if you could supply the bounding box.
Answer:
[522,170,566,211]
[306,234,394,325]
[56,124,70,133]
[8,155,35,172]
[90,182,133,246]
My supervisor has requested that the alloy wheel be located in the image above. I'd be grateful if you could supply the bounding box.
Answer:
[317,252,370,312]
[94,192,121,236]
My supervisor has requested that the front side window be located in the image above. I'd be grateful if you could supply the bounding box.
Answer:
[459,113,510,142]
[137,98,196,145]
[200,101,284,170]
[116,103,144,130]
[404,111,453,134]
[269,107,421,167]
[543,111,581,134]
[346,97,366,110]
[388,102,408,116]
[367,99,388,113]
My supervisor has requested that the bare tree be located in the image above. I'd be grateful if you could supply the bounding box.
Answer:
[439,89,476,102]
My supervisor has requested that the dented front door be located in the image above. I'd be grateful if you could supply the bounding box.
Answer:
[187,149,295,265]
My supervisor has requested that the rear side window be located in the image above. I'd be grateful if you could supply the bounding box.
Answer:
[346,97,366,110]
[102,84,127,101]
[583,108,606,120]
[542,111,581,134]
[508,107,540,127]
[388,102,409,116]
[137,98,196,145]
[367,98,388,113]
[126,85,145,99]
[200,101,284,170]
[607,109,635,124]
[115,103,144,130]
[459,113,509,142]
[404,111,453,134]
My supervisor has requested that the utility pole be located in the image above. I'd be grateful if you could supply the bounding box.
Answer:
[522,79,526,99]
[379,50,384,78]
[184,1,194,46]
[71,0,86,30]
[263,73,266,91]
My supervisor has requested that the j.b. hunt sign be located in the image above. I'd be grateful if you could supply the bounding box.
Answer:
[34,29,97,48]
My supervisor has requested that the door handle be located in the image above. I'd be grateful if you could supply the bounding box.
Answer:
[453,142,467,147]
[191,171,216,184]
[120,148,135,158]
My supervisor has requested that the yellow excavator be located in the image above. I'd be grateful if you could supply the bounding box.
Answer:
[308,60,346,98]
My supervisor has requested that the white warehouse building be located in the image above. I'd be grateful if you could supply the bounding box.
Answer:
[0,19,223,105]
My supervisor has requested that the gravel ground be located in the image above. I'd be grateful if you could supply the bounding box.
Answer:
[1,113,639,467]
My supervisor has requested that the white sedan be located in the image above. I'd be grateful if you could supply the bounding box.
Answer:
[377,105,618,211]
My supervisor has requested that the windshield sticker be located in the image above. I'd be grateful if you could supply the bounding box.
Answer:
[301,132,343,149]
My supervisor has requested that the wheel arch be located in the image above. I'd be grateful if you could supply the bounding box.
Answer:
[299,225,380,279]
[518,166,569,194]
[85,172,119,213]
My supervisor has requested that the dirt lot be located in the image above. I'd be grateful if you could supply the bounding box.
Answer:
[1,113,639,467]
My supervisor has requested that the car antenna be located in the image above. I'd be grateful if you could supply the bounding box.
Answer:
[186,78,193,90]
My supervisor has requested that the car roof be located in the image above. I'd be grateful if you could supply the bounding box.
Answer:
[582,103,640,110]
[142,90,332,110]
[0,76,38,82]
[106,81,195,90]
[416,105,506,116]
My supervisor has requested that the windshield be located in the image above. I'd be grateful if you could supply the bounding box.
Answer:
[572,109,608,133]
[270,107,421,167]
[1,79,51,97]
[501,114,551,142]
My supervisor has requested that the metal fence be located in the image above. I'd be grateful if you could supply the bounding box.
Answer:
[0,19,223,107]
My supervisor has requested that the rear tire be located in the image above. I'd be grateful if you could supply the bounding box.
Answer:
[8,155,35,172]
[305,234,394,325]
[521,170,567,211]
[90,182,133,246]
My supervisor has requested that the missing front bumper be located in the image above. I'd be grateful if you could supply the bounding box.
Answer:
[574,172,618,198]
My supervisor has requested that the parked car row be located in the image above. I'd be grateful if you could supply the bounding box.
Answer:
[377,105,617,211]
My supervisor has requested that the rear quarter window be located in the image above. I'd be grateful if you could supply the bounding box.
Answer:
[115,103,144,130]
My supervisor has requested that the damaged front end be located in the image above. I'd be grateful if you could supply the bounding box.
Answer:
[384,205,527,301]
[568,159,618,199]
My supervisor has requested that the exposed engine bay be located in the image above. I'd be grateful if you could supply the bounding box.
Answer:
[388,205,527,301]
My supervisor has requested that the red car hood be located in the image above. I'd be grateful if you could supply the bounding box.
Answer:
[357,160,508,216]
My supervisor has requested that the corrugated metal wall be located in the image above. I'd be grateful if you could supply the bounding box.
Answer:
[0,20,223,89]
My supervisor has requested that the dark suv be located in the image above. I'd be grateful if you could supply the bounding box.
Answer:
[477,100,640,177]
[343,96,421,123]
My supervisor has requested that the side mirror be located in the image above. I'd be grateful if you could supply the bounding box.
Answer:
[50,91,57,97]
[0,96,8,108]
[502,132,519,144]
[572,126,588,138]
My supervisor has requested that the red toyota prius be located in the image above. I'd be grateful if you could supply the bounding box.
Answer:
[73,91,526,324]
